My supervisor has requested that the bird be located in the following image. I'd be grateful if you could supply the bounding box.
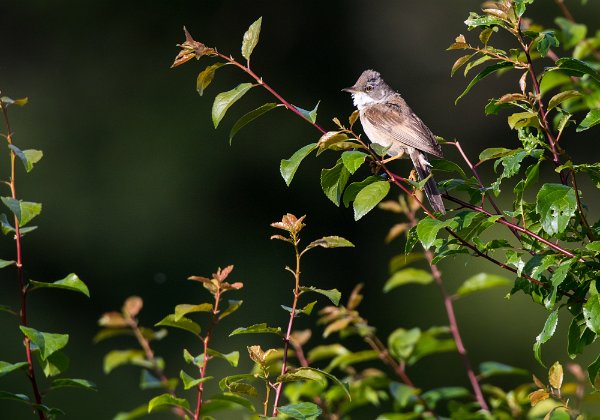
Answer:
[343,69,446,214]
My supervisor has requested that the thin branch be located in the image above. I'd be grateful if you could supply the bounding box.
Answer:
[571,171,595,241]
[555,0,575,22]
[1,100,46,420]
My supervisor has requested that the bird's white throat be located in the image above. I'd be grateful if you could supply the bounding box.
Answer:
[351,92,380,109]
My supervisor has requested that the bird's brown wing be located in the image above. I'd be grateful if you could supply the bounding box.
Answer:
[363,102,443,158]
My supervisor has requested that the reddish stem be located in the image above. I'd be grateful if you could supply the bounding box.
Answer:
[1,100,46,420]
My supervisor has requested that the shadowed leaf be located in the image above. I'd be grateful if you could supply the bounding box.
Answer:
[229,103,278,144]
[280,143,317,186]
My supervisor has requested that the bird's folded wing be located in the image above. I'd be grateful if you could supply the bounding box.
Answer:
[363,104,443,158]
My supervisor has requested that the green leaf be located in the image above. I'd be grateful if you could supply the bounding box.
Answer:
[229,323,281,336]
[555,17,587,50]
[584,293,600,334]
[553,58,600,83]
[533,309,559,366]
[29,273,90,297]
[464,12,507,28]
[219,299,243,320]
[514,0,534,16]
[103,349,148,374]
[277,402,322,419]
[423,387,471,408]
[341,151,367,174]
[299,286,341,305]
[147,393,190,413]
[455,273,511,298]
[1,197,42,227]
[547,90,582,111]
[114,404,149,420]
[212,83,254,128]
[389,253,425,273]
[328,350,379,371]
[478,361,528,379]
[229,103,278,144]
[0,259,15,269]
[0,96,28,107]
[49,378,97,391]
[430,159,466,178]
[8,145,43,173]
[451,54,474,77]
[173,303,213,321]
[342,176,380,207]
[207,392,256,413]
[180,370,213,390]
[507,111,538,129]
[455,61,513,104]
[384,268,433,292]
[353,180,390,220]
[207,348,239,367]
[0,390,30,403]
[405,226,419,254]
[293,102,319,123]
[388,328,421,361]
[478,147,513,162]
[305,236,354,252]
[536,31,559,57]
[280,143,317,186]
[39,350,69,377]
[406,326,456,365]
[0,361,28,378]
[588,353,600,389]
[321,160,351,206]
[196,62,225,96]
[576,109,600,132]
[416,217,447,250]
[19,326,68,361]
[535,183,577,235]
[241,17,262,62]
[155,314,201,336]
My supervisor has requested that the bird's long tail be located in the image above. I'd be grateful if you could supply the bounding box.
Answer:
[409,149,445,214]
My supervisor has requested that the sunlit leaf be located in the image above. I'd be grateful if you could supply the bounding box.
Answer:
[1,197,42,227]
[478,361,528,379]
[548,361,563,389]
[277,402,322,419]
[0,361,28,378]
[229,103,278,144]
[547,90,581,111]
[343,176,380,207]
[180,370,213,390]
[8,145,43,173]
[384,268,433,292]
[535,183,577,235]
[416,217,448,250]
[0,259,15,269]
[430,159,466,178]
[305,236,354,251]
[535,31,559,57]
[212,83,254,128]
[173,303,213,321]
[353,180,390,220]
[533,309,559,366]
[293,102,319,123]
[19,326,68,361]
[196,62,225,96]
[219,300,243,320]
[299,286,341,305]
[321,160,350,206]
[103,349,149,374]
[241,17,262,62]
[388,328,421,361]
[147,393,190,413]
[29,273,89,297]
[49,378,97,391]
[341,151,367,174]
[455,62,513,104]
[553,58,600,84]
[113,404,149,420]
[280,143,317,186]
[155,314,201,336]
[455,273,511,298]
[576,109,600,132]
[229,323,282,336]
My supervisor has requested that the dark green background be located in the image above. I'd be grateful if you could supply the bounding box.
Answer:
[1,1,599,418]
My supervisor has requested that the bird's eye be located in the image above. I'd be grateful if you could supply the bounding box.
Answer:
[365,85,373,92]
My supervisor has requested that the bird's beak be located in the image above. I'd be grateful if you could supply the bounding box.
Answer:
[342,86,358,93]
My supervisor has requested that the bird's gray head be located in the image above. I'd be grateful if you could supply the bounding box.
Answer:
[342,70,394,108]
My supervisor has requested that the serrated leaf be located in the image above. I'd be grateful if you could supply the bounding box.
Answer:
[533,309,559,366]
[280,143,317,186]
[29,273,89,297]
[383,268,433,292]
[478,361,528,379]
[49,378,97,391]
[299,286,341,305]
[19,326,68,361]
[196,62,225,96]
[229,323,281,336]
[321,160,351,206]
[229,103,278,144]
[147,393,190,413]
[535,183,577,235]
[576,109,600,132]
[212,83,254,128]
[455,61,514,104]
[155,314,201,336]
[341,151,367,174]
[353,180,390,221]
[554,58,600,84]
[455,273,511,298]
[241,17,262,62]
[277,402,322,419]
[0,361,28,378]
[547,90,581,111]
[173,303,213,321]
[305,236,354,253]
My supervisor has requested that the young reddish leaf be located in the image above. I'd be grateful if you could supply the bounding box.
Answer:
[123,296,143,317]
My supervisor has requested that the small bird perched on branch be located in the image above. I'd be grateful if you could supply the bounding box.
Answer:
[343,69,445,214]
